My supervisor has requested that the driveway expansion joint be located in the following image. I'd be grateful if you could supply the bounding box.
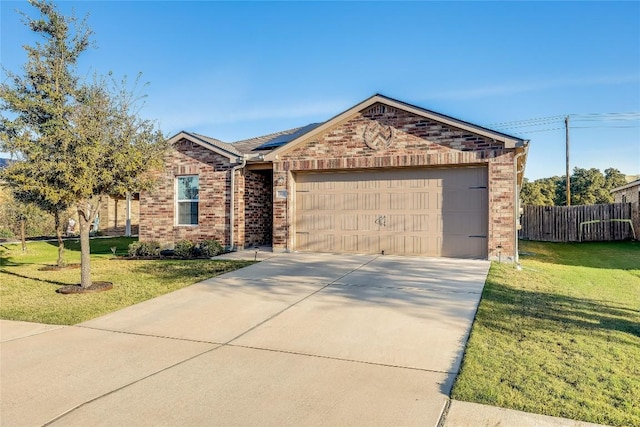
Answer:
[0,326,67,344]
[329,282,483,294]
[437,399,452,427]
[75,325,225,346]
[227,343,455,375]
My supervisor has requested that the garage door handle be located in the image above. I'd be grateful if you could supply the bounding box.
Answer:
[375,215,386,227]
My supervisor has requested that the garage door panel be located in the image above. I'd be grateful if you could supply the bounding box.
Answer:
[442,189,486,211]
[442,236,485,258]
[358,214,380,232]
[411,214,431,232]
[298,214,334,231]
[341,215,359,231]
[295,168,487,258]
[411,192,430,210]
[442,212,485,236]
[360,193,380,210]
[387,214,406,232]
[297,233,336,252]
[360,235,381,253]
[343,194,359,210]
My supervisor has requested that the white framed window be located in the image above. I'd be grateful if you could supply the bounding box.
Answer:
[176,175,199,225]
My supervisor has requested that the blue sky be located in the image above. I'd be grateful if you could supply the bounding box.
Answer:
[1,1,639,180]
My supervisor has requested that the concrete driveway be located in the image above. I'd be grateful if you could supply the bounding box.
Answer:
[1,253,489,426]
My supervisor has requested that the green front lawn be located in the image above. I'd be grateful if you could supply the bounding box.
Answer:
[0,237,255,325]
[452,240,640,426]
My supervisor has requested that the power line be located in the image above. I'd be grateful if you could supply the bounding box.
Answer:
[487,112,640,130]
[571,125,640,129]
[489,115,564,127]
[493,120,564,130]
[515,127,564,133]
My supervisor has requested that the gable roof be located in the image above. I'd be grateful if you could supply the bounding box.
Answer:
[264,94,528,161]
[230,127,309,154]
[167,131,242,160]
[610,179,640,193]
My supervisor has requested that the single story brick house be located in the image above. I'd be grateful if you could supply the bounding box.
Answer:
[140,94,529,261]
[611,179,640,238]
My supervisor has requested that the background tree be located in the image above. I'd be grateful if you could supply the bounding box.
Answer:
[604,168,627,192]
[0,0,166,288]
[520,177,559,206]
[521,167,631,206]
[2,166,72,265]
[0,186,57,241]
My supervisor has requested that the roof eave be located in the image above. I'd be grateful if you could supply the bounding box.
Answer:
[168,131,241,161]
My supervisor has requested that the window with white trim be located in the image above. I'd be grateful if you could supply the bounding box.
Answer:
[176,175,199,225]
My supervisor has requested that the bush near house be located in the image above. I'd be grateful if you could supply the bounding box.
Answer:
[128,239,224,259]
[453,240,640,427]
[127,241,161,257]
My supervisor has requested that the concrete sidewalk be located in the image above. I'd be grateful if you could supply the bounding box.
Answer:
[0,253,608,426]
[442,400,607,427]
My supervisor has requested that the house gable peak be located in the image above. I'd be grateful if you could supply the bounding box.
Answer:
[168,131,242,161]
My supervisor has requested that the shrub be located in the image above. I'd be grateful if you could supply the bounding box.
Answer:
[128,241,161,257]
[127,241,142,257]
[138,242,161,256]
[174,240,195,258]
[198,239,223,258]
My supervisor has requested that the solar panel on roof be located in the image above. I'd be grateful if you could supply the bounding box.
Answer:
[254,123,322,150]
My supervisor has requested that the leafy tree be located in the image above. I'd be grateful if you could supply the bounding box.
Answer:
[0,0,89,265]
[571,167,608,205]
[2,170,72,265]
[0,0,166,287]
[0,187,58,242]
[521,167,630,206]
[604,168,627,191]
[520,177,559,206]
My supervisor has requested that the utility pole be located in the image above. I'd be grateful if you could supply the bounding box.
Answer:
[565,115,571,206]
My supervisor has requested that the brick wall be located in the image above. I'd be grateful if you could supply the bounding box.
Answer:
[243,170,273,246]
[272,103,519,260]
[140,139,234,248]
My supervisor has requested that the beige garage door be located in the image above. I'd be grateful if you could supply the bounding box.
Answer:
[294,167,488,258]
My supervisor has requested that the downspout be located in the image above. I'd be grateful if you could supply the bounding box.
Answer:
[513,147,527,268]
[229,157,246,252]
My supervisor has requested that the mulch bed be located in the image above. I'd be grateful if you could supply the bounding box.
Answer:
[56,281,113,294]
[38,263,81,271]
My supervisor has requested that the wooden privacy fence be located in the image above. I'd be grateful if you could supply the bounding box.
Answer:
[519,203,635,242]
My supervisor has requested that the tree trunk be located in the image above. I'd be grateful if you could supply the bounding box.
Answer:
[78,206,93,289]
[54,210,65,267]
[20,219,26,253]
[78,199,102,289]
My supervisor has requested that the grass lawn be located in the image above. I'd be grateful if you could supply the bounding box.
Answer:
[452,240,640,427]
[0,237,255,325]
